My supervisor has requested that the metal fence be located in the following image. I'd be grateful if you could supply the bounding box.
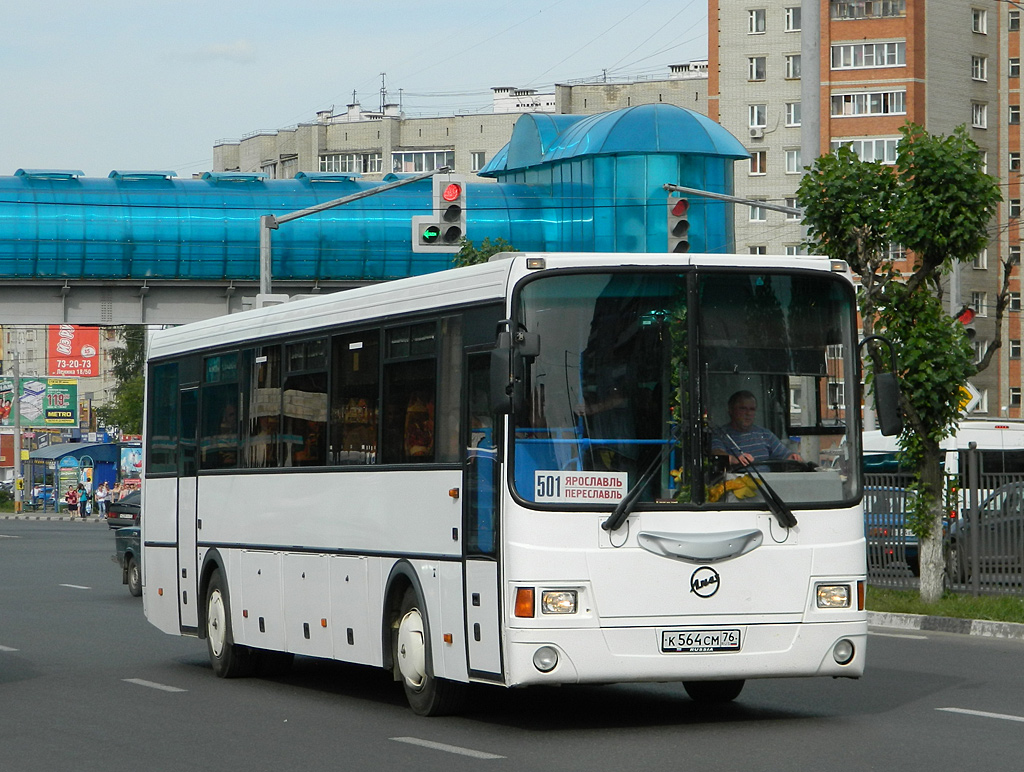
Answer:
[864,469,1024,595]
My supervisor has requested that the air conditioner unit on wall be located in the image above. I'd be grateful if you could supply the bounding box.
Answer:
[749,127,764,139]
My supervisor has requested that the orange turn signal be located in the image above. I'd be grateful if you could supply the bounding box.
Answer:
[514,587,535,618]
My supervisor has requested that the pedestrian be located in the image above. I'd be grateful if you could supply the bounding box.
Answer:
[95,482,110,519]
[65,485,79,518]
[77,483,88,518]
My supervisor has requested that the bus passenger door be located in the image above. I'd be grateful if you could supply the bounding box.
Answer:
[463,354,503,678]
[177,387,200,632]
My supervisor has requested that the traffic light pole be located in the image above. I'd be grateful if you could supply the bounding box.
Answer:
[662,183,802,217]
[258,166,451,298]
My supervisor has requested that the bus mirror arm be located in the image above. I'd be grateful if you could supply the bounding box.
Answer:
[490,331,514,415]
[858,335,903,437]
[489,322,541,416]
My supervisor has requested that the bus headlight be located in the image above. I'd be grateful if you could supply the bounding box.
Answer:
[816,584,851,608]
[540,590,578,614]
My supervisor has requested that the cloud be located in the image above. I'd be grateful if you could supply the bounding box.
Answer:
[194,39,257,64]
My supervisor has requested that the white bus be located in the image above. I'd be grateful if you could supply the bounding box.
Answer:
[142,252,870,715]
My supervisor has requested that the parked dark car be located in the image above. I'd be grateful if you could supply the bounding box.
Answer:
[864,485,920,577]
[106,490,140,529]
[114,524,142,597]
[946,481,1024,583]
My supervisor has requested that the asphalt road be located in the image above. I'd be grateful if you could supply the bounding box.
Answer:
[1,520,1022,772]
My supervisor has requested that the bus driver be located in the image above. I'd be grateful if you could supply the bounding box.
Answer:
[711,390,803,467]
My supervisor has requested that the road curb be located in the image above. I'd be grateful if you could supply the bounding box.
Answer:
[869,611,1024,641]
[0,514,107,524]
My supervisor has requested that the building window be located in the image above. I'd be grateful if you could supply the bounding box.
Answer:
[831,137,900,164]
[785,6,801,31]
[830,1,906,20]
[973,249,988,270]
[749,246,768,255]
[785,244,801,255]
[831,90,906,117]
[972,8,988,34]
[1011,340,1021,359]
[749,150,767,175]
[470,151,486,172]
[749,104,768,128]
[972,102,988,129]
[749,202,768,222]
[1011,58,1021,79]
[972,55,988,82]
[785,54,802,79]
[1011,388,1022,408]
[748,56,767,81]
[391,150,455,173]
[785,148,802,173]
[1011,292,1022,312]
[886,243,906,261]
[1012,200,1022,219]
[1011,11,1021,32]
[320,152,383,174]
[785,197,801,221]
[749,9,767,33]
[1011,105,1021,125]
[785,102,801,126]
[971,291,988,317]
[830,41,906,69]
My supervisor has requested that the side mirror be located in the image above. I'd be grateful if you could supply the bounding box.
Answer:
[488,324,541,415]
[874,372,903,436]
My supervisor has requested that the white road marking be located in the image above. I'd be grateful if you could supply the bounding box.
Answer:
[0,645,18,652]
[0,534,20,538]
[59,584,91,590]
[938,707,1024,724]
[123,678,187,693]
[391,737,505,760]
[869,631,928,640]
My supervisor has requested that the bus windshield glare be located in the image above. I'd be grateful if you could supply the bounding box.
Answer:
[512,269,858,508]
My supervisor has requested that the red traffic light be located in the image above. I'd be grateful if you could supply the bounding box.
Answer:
[956,307,976,324]
[442,183,462,202]
[670,198,690,217]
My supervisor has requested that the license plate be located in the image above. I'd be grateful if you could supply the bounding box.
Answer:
[661,628,741,653]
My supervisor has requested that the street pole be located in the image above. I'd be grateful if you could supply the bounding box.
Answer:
[12,352,21,513]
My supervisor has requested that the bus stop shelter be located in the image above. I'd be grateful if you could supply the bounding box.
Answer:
[26,442,120,511]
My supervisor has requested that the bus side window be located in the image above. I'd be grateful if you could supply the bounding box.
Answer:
[330,332,380,465]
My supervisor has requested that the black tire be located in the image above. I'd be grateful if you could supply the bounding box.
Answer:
[205,569,256,678]
[394,587,466,716]
[683,679,745,704]
[945,541,966,584]
[126,556,142,597]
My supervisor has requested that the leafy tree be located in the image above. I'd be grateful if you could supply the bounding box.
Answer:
[453,237,518,267]
[95,325,145,435]
[798,124,1005,602]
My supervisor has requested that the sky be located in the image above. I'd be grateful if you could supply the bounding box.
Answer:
[1,0,707,179]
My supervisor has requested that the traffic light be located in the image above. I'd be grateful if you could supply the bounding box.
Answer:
[956,306,977,339]
[412,176,468,253]
[667,195,690,253]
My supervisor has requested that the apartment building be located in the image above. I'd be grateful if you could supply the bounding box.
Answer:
[709,0,1019,416]
[212,66,709,182]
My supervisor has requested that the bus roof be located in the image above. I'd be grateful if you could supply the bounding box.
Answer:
[147,252,846,361]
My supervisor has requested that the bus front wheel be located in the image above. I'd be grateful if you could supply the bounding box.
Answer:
[683,679,744,704]
[395,587,465,716]
[206,568,255,678]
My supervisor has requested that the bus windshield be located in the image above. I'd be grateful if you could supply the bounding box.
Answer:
[511,269,858,508]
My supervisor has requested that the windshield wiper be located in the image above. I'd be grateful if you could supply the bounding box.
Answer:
[602,425,683,532]
[722,436,797,529]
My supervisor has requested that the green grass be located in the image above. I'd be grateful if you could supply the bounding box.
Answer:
[867,586,1024,624]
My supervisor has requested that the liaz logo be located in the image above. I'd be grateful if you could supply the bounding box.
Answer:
[690,566,720,598]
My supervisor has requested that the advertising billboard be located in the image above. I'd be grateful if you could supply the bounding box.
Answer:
[48,325,100,377]
[0,377,78,427]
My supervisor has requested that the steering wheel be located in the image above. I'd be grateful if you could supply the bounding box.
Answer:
[729,459,817,474]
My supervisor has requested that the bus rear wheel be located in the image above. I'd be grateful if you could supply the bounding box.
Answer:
[126,556,142,597]
[683,679,745,704]
[395,588,465,716]
[206,568,255,678]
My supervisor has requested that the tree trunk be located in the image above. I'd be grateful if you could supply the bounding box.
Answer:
[917,447,946,603]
